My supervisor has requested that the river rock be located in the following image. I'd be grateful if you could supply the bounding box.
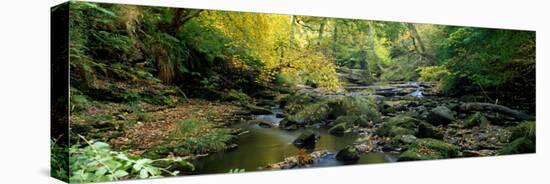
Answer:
[336,146,360,162]
[328,123,347,135]
[417,122,444,139]
[248,119,274,128]
[426,106,455,125]
[280,119,299,130]
[397,138,460,161]
[464,112,490,128]
[376,115,420,137]
[245,104,273,115]
[292,130,320,149]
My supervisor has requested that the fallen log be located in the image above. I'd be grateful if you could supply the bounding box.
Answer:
[459,102,535,121]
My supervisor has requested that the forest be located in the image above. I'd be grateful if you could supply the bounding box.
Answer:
[51,2,535,183]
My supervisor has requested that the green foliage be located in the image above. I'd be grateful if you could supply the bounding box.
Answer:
[70,95,90,112]
[51,139,69,182]
[510,121,536,142]
[417,66,450,90]
[69,135,190,183]
[228,168,246,173]
[437,28,535,96]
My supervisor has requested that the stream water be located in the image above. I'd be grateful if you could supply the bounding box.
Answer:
[193,105,397,174]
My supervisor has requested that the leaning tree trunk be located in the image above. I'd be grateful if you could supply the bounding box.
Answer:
[459,102,535,121]
[406,23,426,53]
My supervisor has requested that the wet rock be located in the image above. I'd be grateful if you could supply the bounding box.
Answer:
[384,134,417,152]
[275,113,286,118]
[327,96,381,122]
[279,119,299,130]
[245,104,273,115]
[292,130,320,149]
[248,119,274,128]
[376,115,421,137]
[336,146,360,162]
[426,106,455,125]
[328,123,347,135]
[397,138,460,161]
[464,112,490,128]
[417,122,444,139]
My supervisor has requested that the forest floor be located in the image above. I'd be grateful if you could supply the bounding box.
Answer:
[70,99,247,156]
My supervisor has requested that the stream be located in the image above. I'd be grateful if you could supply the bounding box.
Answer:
[193,105,397,174]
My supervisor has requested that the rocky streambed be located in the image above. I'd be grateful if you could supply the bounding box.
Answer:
[191,81,535,174]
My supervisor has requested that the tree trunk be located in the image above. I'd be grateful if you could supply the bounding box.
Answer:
[289,15,296,49]
[318,19,326,45]
[459,102,535,121]
[332,20,338,57]
[406,23,426,53]
[368,22,384,73]
[167,9,203,36]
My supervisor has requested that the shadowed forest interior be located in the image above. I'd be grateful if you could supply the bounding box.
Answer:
[51,2,535,183]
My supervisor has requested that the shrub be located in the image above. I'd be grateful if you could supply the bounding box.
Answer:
[69,135,191,183]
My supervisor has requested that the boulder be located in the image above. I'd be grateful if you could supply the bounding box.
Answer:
[328,123,347,135]
[336,146,360,162]
[292,130,320,149]
[417,122,444,139]
[426,106,455,125]
[279,119,299,130]
[397,138,460,161]
[248,119,274,128]
[376,115,421,137]
[245,104,273,115]
[463,112,490,128]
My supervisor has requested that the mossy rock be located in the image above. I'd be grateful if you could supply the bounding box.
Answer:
[376,115,421,137]
[336,146,360,162]
[327,96,380,122]
[397,138,460,161]
[510,121,536,142]
[416,122,444,139]
[245,104,273,115]
[328,123,347,135]
[464,112,490,128]
[426,106,455,125]
[286,102,331,125]
[498,137,535,155]
[282,93,315,114]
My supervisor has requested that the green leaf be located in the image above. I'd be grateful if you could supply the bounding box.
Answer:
[139,169,149,179]
[113,170,129,178]
[94,167,107,176]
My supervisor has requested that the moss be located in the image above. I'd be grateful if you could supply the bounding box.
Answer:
[376,115,421,137]
[498,137,535,155]
[327,96,380,122]
[282,93,315,114]
[397,138,460,161]
[222,89,253,104]
[464,112,490,128]
[70,95,90,112]
[145,119,235,159]
[510,121,536,142]
[287,102,331,125]
[136,112,155,122]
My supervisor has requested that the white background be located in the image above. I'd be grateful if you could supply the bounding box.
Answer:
[0,0,547,183]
